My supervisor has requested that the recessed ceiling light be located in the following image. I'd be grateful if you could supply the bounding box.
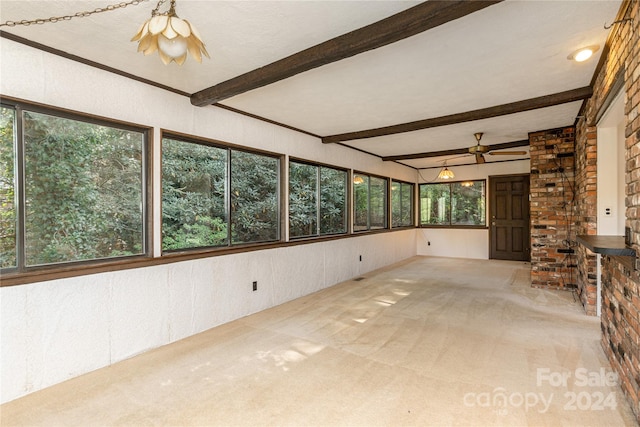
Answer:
[567,45,600,62]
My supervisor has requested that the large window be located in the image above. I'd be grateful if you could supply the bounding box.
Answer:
[420,180,485,227]
[0,103,148,271]
[354,173,388,232]
[162,136,280,251]
[289,160,347,238]
[391,180,414,227]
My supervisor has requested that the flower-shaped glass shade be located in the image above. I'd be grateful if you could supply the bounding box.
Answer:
[132,14,209,65]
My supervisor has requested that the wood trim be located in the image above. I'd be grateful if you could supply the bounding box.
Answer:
[323,87,593,144]
[190,1,503,106]
[0,227,411,287]
[382,139,529,161]
[214,103,321,138]
[576,0,633,125]
[593,66,625,126]
[0,31,326,142]
[417,157,530,171]
[0,31,190,97]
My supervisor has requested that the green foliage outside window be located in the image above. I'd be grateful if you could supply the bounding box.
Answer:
[162,139,228,250]
[0,107,16,268]
[392,181,414,227]
[354,173,388,231]
[319,166,347,235]
[231,150,279,244]
[420,181,485,227]
[289,162,317,238]
[162,139,280,250]
[22,110,144,266]
[289,161,347,238]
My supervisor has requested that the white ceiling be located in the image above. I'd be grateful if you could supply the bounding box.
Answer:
[0,0,622,169]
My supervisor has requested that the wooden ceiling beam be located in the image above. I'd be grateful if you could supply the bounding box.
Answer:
[323,86,593,144]
[381,139,529,161]
[190,0,503,106]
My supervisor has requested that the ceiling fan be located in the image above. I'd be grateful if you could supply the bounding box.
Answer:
[468,132,528,164]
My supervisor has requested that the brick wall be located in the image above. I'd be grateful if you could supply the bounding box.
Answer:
[601,256,640,421]
[575,125,598,315]
[530,127,577,291]
[574,0,640,421]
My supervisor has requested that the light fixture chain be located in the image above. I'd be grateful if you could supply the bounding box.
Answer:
[0,0,149,28]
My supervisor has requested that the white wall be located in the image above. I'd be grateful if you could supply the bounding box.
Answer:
[416,160,530,259]
[597,90,626,235]
[0,39,418,403]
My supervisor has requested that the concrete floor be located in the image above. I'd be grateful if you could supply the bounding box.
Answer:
[1,256,638,426]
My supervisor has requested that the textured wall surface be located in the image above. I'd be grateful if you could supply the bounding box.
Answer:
[1,231,418,403]
[529,127,577,291]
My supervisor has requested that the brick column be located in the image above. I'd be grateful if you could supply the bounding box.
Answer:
[575,125,598,315]
[530,127,577,290]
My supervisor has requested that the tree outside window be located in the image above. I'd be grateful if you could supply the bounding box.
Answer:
[354,173,388,231]
[1,104,147,271]
[289,161,347,238]
[162,136,280,251]
[420,180,485,227]
[392,181,414,228]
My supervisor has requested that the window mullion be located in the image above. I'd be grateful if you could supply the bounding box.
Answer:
[16,106,26,271]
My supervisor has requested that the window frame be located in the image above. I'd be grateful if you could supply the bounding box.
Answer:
[160,131,283,253]
[0,98,416,287]
[419,179,487,229]
[391,179,415,228]
[0,97,153,275]
[353,171,389,233]
[288,157,349,240]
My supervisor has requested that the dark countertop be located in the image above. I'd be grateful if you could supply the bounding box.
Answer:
[576,235,636,256]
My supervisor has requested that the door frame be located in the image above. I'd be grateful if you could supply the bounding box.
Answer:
[488,173,531,261]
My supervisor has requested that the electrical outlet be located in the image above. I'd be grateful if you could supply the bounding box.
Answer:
[252,281,257,291]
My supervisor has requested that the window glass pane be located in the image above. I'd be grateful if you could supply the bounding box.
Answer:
[392,181,413,228]
[0,106,16,268]
[401,182,413,226]
[391,181,401,227]
[231,150,279,244]
[370,176,387,229]
[289,162,318,238]
[452,181,485,225]
[23,111,144,266]
[162,138,228,250]
[420,183,450,226]
[319,166,347,235]
[353,174,368,231]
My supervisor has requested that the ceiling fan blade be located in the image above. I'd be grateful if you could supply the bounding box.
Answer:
[475,153,485,164]
[487,151,528,155]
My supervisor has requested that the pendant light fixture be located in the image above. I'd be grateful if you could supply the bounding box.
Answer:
[132,0,209,65]
[437,162,455,180]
